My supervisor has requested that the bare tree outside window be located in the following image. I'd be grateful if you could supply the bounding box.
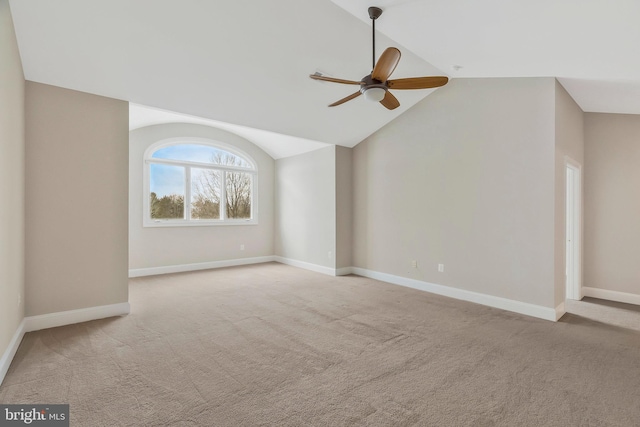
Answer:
[191,168,220,219]
[191,153,251,220]
[147,144,255,224]
[226,170,252,219]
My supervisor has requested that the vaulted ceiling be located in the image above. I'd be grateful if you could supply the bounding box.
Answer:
[332,0,640,115]
[9,0,439,152]
[10,0,640,156]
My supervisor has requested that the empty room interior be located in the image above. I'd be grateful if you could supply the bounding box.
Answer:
[2,0,640,425]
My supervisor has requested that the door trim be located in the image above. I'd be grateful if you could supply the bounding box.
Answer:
[565,157,582,301]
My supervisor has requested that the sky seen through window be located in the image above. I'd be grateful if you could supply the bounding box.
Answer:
[150,144,249,197]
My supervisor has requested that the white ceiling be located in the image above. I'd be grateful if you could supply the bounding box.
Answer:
[9,0,440,152]
[10,0,640,158]
[129,103,329,160]
[332,0,640,114]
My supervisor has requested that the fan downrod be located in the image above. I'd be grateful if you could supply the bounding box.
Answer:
[368,7,383,70]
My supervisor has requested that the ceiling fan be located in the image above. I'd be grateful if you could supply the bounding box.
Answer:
[310,6,448,110]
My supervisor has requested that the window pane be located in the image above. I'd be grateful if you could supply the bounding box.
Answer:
[150,164,185,219]
[214,151,251,168]
[152,144,251,168]
[226,172,252,219]
[191,168,220,220]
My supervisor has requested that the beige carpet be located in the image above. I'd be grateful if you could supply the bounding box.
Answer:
[2,263,640,426]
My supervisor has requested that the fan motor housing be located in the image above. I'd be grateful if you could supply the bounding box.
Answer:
[360,74,387,94]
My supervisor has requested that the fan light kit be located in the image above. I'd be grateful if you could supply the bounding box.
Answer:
[364,87,386,102]
[310,6,449,110]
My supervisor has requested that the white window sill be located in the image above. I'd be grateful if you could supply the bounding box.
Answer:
[143,220,258,228]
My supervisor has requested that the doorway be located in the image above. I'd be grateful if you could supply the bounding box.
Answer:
[565,159,582,300]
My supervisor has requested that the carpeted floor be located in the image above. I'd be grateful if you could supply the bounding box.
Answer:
[1,262,640,426]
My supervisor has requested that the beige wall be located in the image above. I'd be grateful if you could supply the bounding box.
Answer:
[335,146,353,270]
[275,146,336,268]
[0,0,25,358]
[584,113,640,297]
[129,124,275,270]
[353,77,557,308]
[25,82,129,316]
[554,80,584,306]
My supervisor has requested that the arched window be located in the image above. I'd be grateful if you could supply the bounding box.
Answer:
[144,138,257,226]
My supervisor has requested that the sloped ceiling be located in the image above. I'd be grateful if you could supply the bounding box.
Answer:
[13,0,639,155]
[129,103,330,160]
[332,0,640,115]
[9,0,443,149]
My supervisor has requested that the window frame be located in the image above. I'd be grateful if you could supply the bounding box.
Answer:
[143,137,258,227]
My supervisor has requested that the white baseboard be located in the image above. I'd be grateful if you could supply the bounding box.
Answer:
[555,302,566,321]
[273,256,339,276]
[350,267,558,322]
[129,256,276,278]
[24,302,131,333]
[0,319,26,387]
[583,287,640,306]
[1,302,130,386]
[335,267,353,276]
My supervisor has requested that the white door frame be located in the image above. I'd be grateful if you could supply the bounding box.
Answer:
[565,157,582,300]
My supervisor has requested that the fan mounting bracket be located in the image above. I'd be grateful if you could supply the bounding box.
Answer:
[368,7,383,20]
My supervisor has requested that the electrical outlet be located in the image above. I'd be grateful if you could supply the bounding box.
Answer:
[438,264,444,272]
[240,244,245,250]
[328,251,332,259]
[411,260,417,268]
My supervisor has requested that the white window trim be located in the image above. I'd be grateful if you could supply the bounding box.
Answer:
[143,137,258,227]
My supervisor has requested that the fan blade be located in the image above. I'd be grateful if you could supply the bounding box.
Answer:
[310,74,362,85]
[372,47,401,82]
[380,91,400,110]
[329,91,362,107]
[387,76,449,90]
